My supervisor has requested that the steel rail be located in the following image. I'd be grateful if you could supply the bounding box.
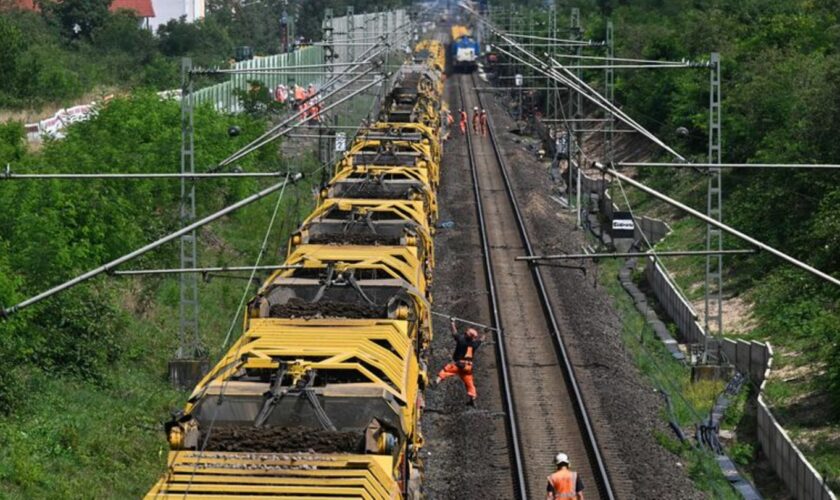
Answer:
[457,80,529,500]
[469,73,616,499]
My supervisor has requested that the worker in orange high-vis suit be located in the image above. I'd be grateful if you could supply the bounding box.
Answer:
[459,108,468,135]
[471,106,480,133]
[479,108,488,137]
[435,318,485,406]
[546,453,584,500]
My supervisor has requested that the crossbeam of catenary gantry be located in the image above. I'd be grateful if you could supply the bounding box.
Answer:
[0,169,294,180]
[516,249,757,261]
[619,162,840,170]
[112,264,302,276]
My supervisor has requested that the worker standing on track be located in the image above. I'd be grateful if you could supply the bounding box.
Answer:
[472,106,481,133]
[459,108,468,135]
[434,318,486,406]
[479,108,488,137]
[546,453,584,500]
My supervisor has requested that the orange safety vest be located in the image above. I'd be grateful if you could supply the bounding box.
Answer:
[547,469,578,499]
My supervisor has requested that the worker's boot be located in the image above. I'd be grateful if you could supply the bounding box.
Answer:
[466,397,476,407]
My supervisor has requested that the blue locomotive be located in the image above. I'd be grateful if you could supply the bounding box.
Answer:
[450,25,480,72]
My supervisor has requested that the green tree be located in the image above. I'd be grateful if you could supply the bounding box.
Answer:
[0,94,273,414]
[38,0,114,39]
[0,17,24,101]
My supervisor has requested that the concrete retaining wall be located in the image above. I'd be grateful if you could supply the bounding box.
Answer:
[553,122,836,500]
[644,256,836,500]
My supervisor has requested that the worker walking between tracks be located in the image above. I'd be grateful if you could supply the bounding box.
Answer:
[546,453,584,500]
[479,108,488,137]
[459,108,468,135]
[435,318,486,406]
[472,106,480,133]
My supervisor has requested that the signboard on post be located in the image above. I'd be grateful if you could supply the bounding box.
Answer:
[335,132,346,152]
[611,211,636,239]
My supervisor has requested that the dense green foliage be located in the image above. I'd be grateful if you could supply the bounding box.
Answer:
[0,94,274,412]
[0,10,173,107]
[0,0,411,109]
[582,0,840,411]
[0,94,324,495]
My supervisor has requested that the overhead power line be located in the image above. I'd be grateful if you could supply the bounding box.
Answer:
[491,44,687,161]
[218,74,384,169]
[467,3,695,163]
[0,169,292,180]
[619,162,840,170]
[592,163,840,287]
[215,53,386,170]
[516,249,757,261]
[112,264,302,276]
[191,60,376,75]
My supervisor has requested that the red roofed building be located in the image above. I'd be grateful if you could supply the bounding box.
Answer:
[112,0,155,28]
[10,0,156,29]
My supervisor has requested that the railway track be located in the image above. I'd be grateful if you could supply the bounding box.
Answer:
[457,72,614,500]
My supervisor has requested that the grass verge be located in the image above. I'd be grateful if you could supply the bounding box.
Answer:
[598,256,740,499]
[0,160,319,497]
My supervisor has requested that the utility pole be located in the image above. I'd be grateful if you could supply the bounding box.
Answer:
[170,58,207,390]
[605,20,615,166]
[704,52,723,362]
[347,7,355,64]
[568,7,581,221]
[384,10,391,70]
[319,8,335,186]
[347,7,355,120]
[546,0,557,119]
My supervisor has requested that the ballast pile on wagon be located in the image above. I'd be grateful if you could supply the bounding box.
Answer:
[146,40,446,500]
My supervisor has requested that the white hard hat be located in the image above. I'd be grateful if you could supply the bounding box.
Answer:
[473,106,478,111]
[554,453,569,465]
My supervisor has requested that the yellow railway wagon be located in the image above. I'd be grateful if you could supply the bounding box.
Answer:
[324,164,439,222]
[147,37,443,500]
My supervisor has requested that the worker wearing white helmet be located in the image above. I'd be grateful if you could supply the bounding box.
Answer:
[546,452,584,500]
[472,106,481,133]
